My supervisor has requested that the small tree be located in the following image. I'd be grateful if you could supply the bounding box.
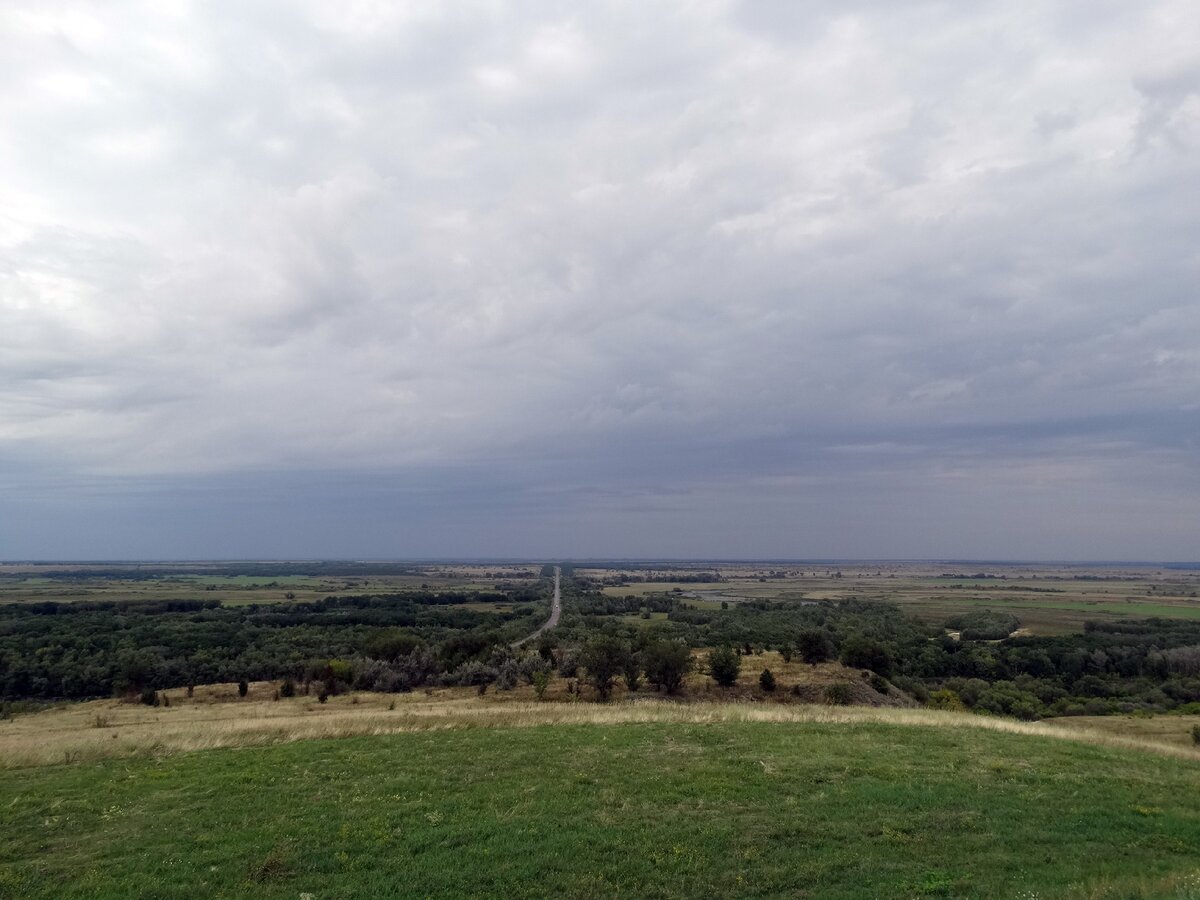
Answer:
[581,636,630,701]
[280,678,296,698]
[532,669,550,700]
[643,641,693,695]
[779,643,793,663]
[238,679,249,698]
[1192,724,1200,746]
[797,629,834,666]
[840,636,894,678]
[759,668,776,692]
[708,646,741,688]
[623,652,642,693]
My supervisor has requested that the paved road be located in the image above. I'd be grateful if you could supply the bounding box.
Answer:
[513,566,561,647]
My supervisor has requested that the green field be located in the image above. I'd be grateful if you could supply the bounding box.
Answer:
[3,718,1200,898]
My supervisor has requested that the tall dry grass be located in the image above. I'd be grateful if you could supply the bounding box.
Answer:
[3,681,1199,769]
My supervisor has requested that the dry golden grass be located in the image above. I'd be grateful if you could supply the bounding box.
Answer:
[4,678,1200,770]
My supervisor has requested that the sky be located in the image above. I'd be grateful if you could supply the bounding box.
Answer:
[1,1,1198,561]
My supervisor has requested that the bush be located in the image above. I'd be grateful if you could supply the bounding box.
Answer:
[797,630,834,665]
[869,673,889,695]
[1192,724,1200,746]
[643,641,693,694]
[238,680,249,698]
[280,678,296,698]
[825,682,854,705]
[317,689,329,703]
[708,646,741,688]
[140,687,159,707]
[495,659,521,691]
[532,670,550,700]
[447,661,498,687]
[945,610,1020,641]
[839,636,894,678]
[759,669,776,692]
[581,637,630,701]
[928,689,965,711]
[891,675,929,703]
[557,650,580,679]
[623,654,642,693]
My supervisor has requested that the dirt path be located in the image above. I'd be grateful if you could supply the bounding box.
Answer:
[513,567,561,647]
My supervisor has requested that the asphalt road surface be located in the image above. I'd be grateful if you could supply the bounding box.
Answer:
[513,566,561,647]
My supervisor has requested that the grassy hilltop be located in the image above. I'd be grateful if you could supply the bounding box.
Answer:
[3,699,1200,899]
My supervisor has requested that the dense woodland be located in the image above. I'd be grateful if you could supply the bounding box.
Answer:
[4,572,1200,721]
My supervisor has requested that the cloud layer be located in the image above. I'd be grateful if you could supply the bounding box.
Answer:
[2,1,1198,558]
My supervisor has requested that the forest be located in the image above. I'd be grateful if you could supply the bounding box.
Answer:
[4,572,1200,722]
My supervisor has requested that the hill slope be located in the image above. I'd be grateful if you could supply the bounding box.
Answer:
[3,716,1200,898]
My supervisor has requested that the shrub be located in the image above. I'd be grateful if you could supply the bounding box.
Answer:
[280,678,296,698]
[237,680,249,698]
[869,673,889,695]
[891,675,929,703]
[759,669,776,692]
[557,650,580,678]
[928,689,966,711]
[140,687,159,707]
[825,682,854,705]
[317,689,328,703]
[708,646,741,688]
[447,661,498,687]
[1192,724,1200,746]
[945,610,1020,641]
[495,659,522,691]
[797,630,834,665]
[532,669,550,700]
[581,637,630,701]
[839,636,894,678]
[623,653,642,692]
[779,644,793,663]
[643,641,693,694]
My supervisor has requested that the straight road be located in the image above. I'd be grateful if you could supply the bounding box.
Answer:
[513,566,561,647]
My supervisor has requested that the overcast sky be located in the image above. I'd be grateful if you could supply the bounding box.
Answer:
[1,1,1198,560]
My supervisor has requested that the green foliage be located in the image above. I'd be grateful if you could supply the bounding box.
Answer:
[280,678,296,698]
[642,641,692,694]
[707,645,741,687]
[1192,724,1200,746]
[0,586,545,701]
[622,653,642,693]
[928,689,966,712]
[237,680,249,698]
[839,635,894,678]
[945,610,1021,641]
[581,637,630,701]
[825,683,854,705]
[797,629,834,665]
[532,670,550,700]
[759,668,776,692]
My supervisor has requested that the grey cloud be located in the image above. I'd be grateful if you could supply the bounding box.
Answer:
[1,1,1198,558]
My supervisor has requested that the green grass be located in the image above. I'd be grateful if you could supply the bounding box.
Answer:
[3,721,1200,898]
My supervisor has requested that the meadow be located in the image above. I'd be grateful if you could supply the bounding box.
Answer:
[3,698,1200,898]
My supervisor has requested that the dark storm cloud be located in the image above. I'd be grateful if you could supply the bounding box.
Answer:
[1,1,1198,558]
